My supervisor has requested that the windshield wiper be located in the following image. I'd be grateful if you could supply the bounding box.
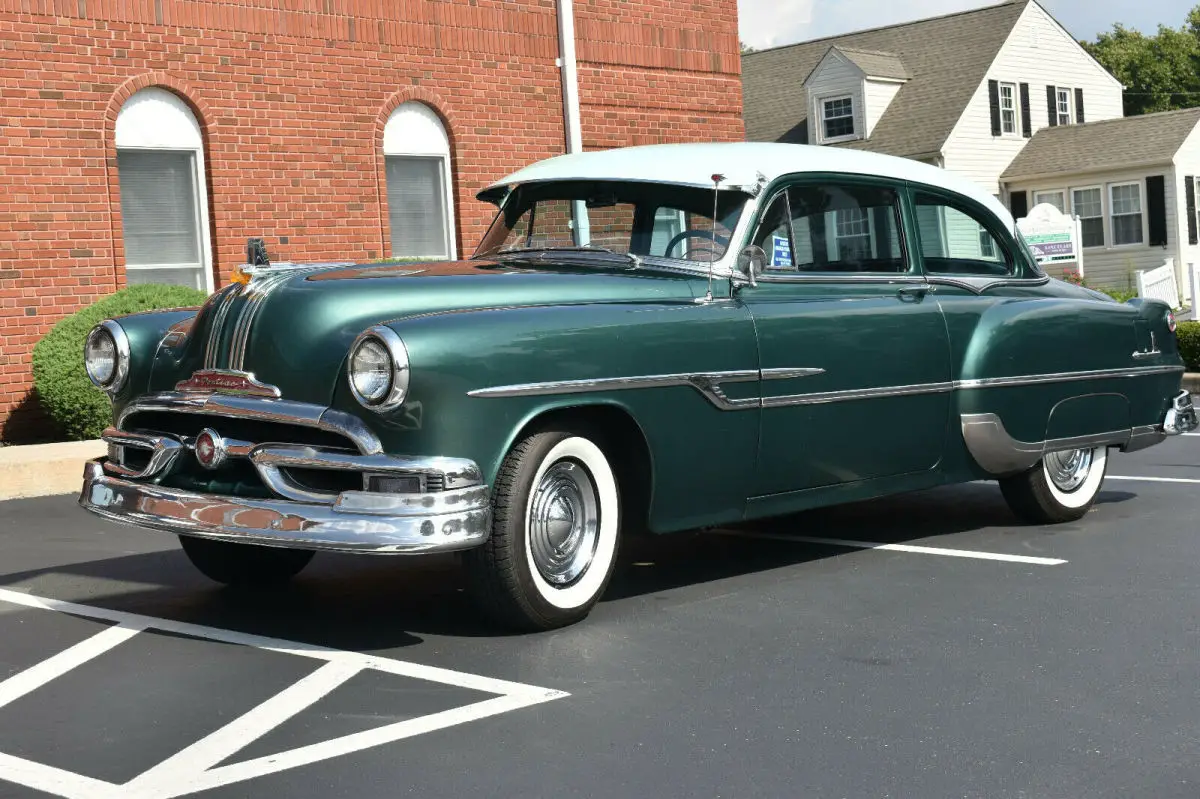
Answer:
[490,245,642,269]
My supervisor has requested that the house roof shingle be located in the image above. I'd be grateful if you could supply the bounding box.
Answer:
[831,47,911,81]
[1001,108,1200,180]
[742,0,1029,158]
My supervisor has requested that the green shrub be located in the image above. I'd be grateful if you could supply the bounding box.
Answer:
[32,284,208,441]
[1177,321,1200,373]
[1096,287,1139,303]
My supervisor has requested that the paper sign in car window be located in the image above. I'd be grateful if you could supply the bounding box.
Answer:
[771,235,793,268]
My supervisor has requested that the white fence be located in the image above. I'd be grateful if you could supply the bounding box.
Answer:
[1136,258,1181,309]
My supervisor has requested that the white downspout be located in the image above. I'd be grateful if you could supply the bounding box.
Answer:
[556,0,589,244]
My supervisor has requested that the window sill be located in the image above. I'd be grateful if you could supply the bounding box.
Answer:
[819,134,862,145]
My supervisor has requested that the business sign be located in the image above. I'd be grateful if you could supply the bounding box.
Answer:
[1016,202,1083,273]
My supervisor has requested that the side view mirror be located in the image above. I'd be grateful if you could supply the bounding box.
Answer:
[737,245,767,287]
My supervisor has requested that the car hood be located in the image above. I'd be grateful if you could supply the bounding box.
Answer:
[184,258,703,405]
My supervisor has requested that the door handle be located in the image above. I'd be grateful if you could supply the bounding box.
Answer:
[897,285,934,301]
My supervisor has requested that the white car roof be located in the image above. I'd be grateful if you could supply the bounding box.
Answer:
[481,141,1015,231]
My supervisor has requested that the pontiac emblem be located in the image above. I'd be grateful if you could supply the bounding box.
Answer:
[194,428,226,470]
[175,369,282,399]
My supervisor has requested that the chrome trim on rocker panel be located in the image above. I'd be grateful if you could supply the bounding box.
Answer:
[117,393,384,455]
[79,462,491,555]
[961,413,1131,476]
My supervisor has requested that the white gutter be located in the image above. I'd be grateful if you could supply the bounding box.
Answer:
[556,0,583,154]
[556,0,589,244]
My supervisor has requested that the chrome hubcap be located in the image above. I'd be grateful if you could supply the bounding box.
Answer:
[1045,448,1093,492]
[528,460,599,586]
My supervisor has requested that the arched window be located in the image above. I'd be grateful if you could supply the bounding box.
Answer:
[114,87,213,291]
[382,102,456,260]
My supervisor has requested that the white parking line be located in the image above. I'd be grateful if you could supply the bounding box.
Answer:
[713,530,1066,565]
[1107,475,1200,484]
[0,588,568,799]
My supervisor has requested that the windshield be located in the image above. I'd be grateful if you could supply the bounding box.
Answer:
[474,180,749,264]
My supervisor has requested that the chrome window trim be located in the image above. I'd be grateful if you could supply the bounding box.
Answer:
[925,275,1052,294]
[467,364,1184,411]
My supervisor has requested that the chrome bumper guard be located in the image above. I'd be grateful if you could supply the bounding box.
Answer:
[80,460,491,554]
[1162,390,1198,436]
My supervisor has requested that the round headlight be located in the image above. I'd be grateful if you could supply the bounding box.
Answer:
[348,327,409,412]
[84,320,130,393]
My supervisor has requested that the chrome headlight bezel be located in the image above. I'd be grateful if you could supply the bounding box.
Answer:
[348,326,410,413]
[84,320,130,394]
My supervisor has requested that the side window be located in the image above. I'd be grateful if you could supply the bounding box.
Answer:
[914,192,1013,276]
[785,183,906,273]
[751,193,795,271]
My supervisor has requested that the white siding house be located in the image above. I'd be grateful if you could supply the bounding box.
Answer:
[1002,109,1200,295]
[942,1,1124,195]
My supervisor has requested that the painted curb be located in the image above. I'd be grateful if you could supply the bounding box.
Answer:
[0,440,104,501]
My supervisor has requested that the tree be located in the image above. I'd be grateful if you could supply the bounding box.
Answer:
[1083,5,1200,116]
[740,40,757,55]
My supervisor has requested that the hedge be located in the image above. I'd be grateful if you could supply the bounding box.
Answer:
[1177,321,1200,373]
[32,284,208,441]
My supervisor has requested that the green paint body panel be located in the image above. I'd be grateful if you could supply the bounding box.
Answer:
[103,178,1189,538]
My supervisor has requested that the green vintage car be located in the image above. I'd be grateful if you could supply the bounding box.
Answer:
[79,142,1197,630]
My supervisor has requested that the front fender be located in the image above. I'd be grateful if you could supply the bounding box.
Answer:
[331,299,761,533]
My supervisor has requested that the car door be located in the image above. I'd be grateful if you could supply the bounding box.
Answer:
[737,175,953,496]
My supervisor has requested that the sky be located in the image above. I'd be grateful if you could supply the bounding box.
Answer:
[737,0,1190,51]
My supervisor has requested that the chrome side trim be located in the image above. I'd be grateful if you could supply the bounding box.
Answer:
[764,380,956,408]
[926,275,1052,294]
[117,393,383,455]
[956,364,1183,390]
[961,413,1131,476]
[79,461,491,555]
[468,364,1181,411]
[467,368,824,411]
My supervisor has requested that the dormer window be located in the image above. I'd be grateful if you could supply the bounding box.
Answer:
[822,96,856,140]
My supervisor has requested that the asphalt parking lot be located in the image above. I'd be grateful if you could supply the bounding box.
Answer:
[1,437,1199,798]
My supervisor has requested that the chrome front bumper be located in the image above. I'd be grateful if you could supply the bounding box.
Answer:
[79,460,492,554]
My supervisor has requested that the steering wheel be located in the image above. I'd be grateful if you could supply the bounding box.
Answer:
[664,229,729,259]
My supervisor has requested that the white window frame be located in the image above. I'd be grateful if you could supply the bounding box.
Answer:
[832,207,872,260]
[1108,181,1145,248]
[382,101,457,260]
[1071,185,1105,249]
[819,95,857,143]
[114,87,214,294]
[978,228,997,258]
[1033,190,1066,213]
[998,82,1019,136]
[1055,87,1073,126]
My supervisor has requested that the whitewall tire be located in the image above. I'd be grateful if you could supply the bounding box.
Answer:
[999,445,1109,524]
[463,429,622,631]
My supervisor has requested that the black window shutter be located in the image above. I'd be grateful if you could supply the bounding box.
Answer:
[988,80,1001,136]
[1046,85,1058,127]
[1010,190,1029,219]
[1074,88,1085,123]
[1146,176,1167,247]
[1019,83,1031,137]
[1186,176,1198,246]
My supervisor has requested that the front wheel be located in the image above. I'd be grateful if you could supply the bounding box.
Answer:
[999,445,1109,524]
[463,429,621,631]
[179,536,314,587]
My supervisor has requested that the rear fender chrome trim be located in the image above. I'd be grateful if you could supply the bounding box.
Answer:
[961,413,1131,476]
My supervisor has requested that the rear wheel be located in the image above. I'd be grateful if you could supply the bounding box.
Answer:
[179,536,314,587]
[999,445,1108,524]
[463,429,621,631]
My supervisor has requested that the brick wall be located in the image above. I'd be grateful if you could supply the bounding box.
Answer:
[0,0,742,441]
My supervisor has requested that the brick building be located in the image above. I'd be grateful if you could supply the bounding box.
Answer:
[0,0,743,440]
